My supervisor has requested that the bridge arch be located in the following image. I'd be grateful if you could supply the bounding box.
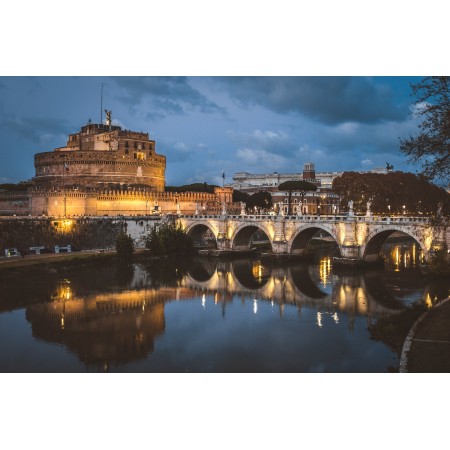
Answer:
[185,223,218,248]
[289,265,328,299]
[231,260,272,290]
[288,224,340,255]
[361,227,426,263]
[231,223,273,251]
[188,259,217,283]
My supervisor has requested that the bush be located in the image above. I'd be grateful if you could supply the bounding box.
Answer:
[428,248,450,276]
[115,231,134,260]
[146,224,193,256]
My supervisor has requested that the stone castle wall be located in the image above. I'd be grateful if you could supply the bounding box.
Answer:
[34,151,166,191]
[28,188,222,216]
[0,191,31,216]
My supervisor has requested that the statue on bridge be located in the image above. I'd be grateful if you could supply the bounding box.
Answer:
[348,200,354,216]
[240,202,246,216]
[278,202,285,216]
[366,200,372,218]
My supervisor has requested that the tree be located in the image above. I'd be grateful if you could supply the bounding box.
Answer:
[332,171,450,215]
[232,189,251,204]
[165,183,217,193]
[247,191,273,212]
[400,76,450,183]
[278,180,317,215]
[115,231,134,260]
[145,223,193,256]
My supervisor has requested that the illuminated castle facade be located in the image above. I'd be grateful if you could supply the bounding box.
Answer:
[33,115,166,191]
[0,113,236,217]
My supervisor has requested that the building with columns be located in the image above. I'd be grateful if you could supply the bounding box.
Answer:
[232,163,388,215]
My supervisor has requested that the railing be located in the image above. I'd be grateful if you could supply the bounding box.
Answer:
[0,214,437,225]
[177,214,434,224]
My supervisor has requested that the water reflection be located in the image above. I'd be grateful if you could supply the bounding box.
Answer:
[383,238,423,270]
[0,239,448,372]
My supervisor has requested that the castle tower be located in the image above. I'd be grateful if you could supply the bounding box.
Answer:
[214,186,233,203]
[33,115,166,191]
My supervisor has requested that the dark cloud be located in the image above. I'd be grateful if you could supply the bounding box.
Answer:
[0,114,70,143]
[111,77,224,118]
[215,77,409,125]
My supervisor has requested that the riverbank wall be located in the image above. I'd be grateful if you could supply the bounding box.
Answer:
[0,216,162,255]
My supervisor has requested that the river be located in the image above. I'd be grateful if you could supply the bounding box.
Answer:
[0,238,448,372]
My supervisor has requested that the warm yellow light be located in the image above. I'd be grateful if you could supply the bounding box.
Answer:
[338,223,346,245]
[425,293,433,309]
[316,311,323,328]
[60,219,74,232]
[319,257,331,288]
[393,246,400,269]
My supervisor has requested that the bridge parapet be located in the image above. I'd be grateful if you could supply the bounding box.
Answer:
[178,213,433,224]
[177,214,448,264]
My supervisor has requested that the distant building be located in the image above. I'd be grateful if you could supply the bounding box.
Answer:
[232,163,388,192]
[232,163,388,215]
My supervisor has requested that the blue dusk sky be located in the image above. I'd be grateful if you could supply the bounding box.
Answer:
[0,76,426,186]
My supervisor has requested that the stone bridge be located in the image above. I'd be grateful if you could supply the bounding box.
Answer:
[177,214,449,263]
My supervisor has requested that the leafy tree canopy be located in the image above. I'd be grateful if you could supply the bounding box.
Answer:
[165,183,218,193]
[0,182,34,192]
[146,223,193,256]
[400,76,450,183]
[278,180,317,215]
[248,191,273,210]
[115,231,134,260]
[232,189,250,203]
[232,190,273,211]
[278,180,317,193]
[332,171,450,215]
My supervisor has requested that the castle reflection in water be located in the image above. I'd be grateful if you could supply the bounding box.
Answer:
[20,239,447,371]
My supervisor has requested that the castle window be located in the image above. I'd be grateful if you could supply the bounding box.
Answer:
[134,152,146,160]
[125,141,129,148]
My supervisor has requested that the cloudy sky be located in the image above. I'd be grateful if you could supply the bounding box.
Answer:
[0,76,423,186]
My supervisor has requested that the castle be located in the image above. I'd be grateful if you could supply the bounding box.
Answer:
[0,113,235,217]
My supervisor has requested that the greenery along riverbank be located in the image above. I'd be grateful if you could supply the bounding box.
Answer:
[0,224,195,277]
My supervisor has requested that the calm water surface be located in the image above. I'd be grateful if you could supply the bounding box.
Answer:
[0,240,448,372]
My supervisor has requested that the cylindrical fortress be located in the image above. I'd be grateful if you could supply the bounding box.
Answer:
[33,121,166,191]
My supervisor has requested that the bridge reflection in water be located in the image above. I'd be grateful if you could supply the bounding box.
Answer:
[19,241,447,371]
